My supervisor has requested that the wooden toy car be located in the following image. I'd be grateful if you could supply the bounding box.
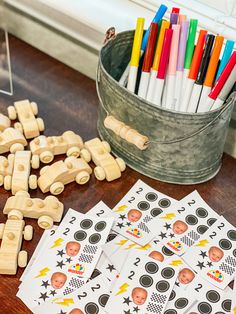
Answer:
[0,113,10,131]
[0,127,27,154]
[38,156,92,195]
[80,137,126,182]
[3,191,64,229]
[3,150,39,195]
[29,131,88,164]
[0,154,14,186]
[0,218,33,274]
[7,99,45,139]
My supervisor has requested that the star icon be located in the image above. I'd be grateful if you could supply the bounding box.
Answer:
[164,223,171,230]
[196,261,206,270]
[133,306,140,312]
[116,222,125,229]
[159,232,167,239]
[66,257,72,263]
[58,310,67,314]
[207,261,213,267]
[39,292,49,302]
[175,281,180,287]
[199,251,207,259]
[106,264,116,272]
[41,280,50,289]
[123,296,132,305]
[119,214,126,220]
[56,260,66,269]
[169,233,175,238]
[57,249,65,257]
[50,290,57,296]
[124,310,132,314]
[126,222,132,227]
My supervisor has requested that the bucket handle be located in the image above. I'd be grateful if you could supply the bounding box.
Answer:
[96,62,235,146]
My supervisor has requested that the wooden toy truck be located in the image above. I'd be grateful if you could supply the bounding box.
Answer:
[30,131,88,164]
[0,127,27,154]
[3,191,64,229]
[0,218,33,274]
[80,137,126,182]
[7,99,45,139]
[3,150,39,194]
[38,156,92,195]
[0,113,11,131]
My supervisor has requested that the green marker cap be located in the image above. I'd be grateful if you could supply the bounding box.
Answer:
[184,19,198,69]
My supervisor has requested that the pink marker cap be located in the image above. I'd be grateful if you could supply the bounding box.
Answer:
[167,24,180,75]
[157,28,173,79]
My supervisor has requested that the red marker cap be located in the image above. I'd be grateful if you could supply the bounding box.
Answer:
[157,28,173,79]
[172,7,180,13]
[142,23,158,72]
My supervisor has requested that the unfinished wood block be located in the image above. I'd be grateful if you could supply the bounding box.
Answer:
[0,218,33,275]
[38,157,92,195]
[3,192,64,229]
[0,113,11,131]
[83,137,126,182]
[29,131,84,164]
[8,100,45,139]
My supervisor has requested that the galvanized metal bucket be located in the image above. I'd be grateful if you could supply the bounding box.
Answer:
[96,30,236,184]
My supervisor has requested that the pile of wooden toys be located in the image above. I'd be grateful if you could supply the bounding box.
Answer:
[0,99,126,275]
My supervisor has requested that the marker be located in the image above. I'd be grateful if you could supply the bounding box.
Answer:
[211,65,236,110]
[146,20,170,101]
[172,7,180,13]
[119,4,167,86]
[127,18,145,93]
[138,23,158,98]
[215,40,234,82]
[152,28,173,106]
[163,24,180,109]
[185,34,214,112]
[182,19,198,96]
[197,35,224,112]
[180,29,207,112]
[174,20,189,111]
[204,51,236,108]
[170,12,179,25]
[178,14,187,24]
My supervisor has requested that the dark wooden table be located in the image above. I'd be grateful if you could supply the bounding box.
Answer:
[0,35,235,314]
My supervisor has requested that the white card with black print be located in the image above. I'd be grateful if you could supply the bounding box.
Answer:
[232,278,236,314]
[112,179,177,246]
[183,216,236,290]
[33,275,110,314]
[164,289,196,314]
[105,253,180,314]
[147,191,220,256]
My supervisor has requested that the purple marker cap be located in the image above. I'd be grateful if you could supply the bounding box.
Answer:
[170,13,179,25]
[177,21,189,71]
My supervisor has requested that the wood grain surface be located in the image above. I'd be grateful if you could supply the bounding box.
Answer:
[0,35,235,314]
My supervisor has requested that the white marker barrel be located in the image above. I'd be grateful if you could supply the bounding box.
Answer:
[146,69,157,102]
[197,86,211,112]
[152,78,164,107]
[187,84,202,113]
[138,72,150,99]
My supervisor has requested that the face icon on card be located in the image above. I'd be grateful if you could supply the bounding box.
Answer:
[66,241,81,257]
[208,246,224,262]
[177,268,195,285]
[127,209,142,222]
[131,287,148,305]
[148,251,164,262]
[50,272,67,289]
[172,220,188,235]
[69,309,84,314]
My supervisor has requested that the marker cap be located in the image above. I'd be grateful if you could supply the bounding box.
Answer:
[142,23,158,72]
[184,19,198,69]
[157,28,173,79]
[130,17,145,67]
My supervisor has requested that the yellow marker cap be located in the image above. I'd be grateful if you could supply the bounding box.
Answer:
[130,17,145,67]
[152,20,170,71]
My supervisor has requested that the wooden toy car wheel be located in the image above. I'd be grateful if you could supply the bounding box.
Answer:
[4,175,12,190]
[29,175,37,189]
[38,215,54,229]
[40,165,50,176]
[10,143,24,154]
[36,118,45,132]
[0,223,5,239]
[15,190,30,197]
[94,166,106,181]
[24,225,33,241]
[40,151,54,163]
[50,182,64,195]
[8,105,17,120]
[30,102,38,115]
[67,146,80,158]
[14,122,23,134]
[116,157,126,172]
[80,148,91,162]
[62,130,75,137]
[8,209,23,220]
[18,250,28,268]
[0,174,3,186]
[75,171,90,185]
[31,155,40,169]
[102,141,111,153]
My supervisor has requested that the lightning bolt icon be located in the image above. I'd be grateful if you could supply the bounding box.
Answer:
[233,306,236,314]
[137,244,152,251]
[115,205,128,212]
[161,213,175,220]
[169,260,183,267]
[195,240,209,247]
[51,238,64,248]
[54,298,74,306]
[116,239,128,246]
[116,283,129,296]
[35,267,50,278]
[125,243,136,250]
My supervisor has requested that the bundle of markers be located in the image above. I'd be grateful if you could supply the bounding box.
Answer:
[120,4,236,113]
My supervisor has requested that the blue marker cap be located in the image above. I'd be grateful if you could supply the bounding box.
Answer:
[141,4,167,51]
[215,40,234,82]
